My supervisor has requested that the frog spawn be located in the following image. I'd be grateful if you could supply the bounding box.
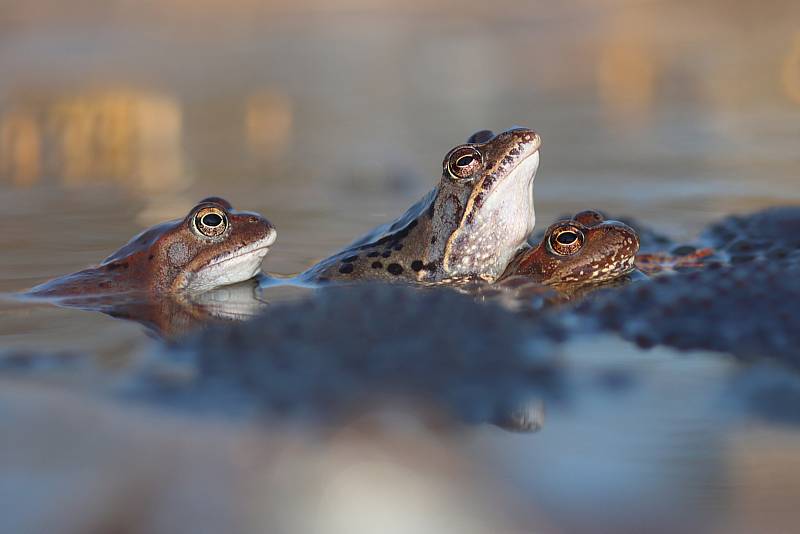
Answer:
[138,284,564,424]
[562,206,800,365]
[575,259,800,367]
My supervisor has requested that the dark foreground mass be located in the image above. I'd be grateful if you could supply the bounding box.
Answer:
[575,260,800,366]
[133,284,566,428]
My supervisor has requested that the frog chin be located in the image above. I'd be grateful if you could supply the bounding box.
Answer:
[444,150,539,280]
[182,235,275,292]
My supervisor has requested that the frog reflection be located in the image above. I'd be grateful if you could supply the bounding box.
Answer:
[36,278,269,340]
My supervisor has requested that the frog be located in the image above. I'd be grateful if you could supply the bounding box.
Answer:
[25,197,276,297]
[501,210,640,289]
[296,128,542,284]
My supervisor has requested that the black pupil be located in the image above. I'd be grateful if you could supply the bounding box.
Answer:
[202,213,223,227]
[456,154,474,167]
[556,231,578,245]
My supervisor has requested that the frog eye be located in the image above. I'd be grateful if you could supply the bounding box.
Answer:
[193,206,229,238]
[548,225,585,256]
[446,146,483,180]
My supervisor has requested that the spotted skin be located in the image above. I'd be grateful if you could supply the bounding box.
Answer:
[26,198,276,297]
[624,207,800,276]
[299,128,542,284]
[503,210,640,289]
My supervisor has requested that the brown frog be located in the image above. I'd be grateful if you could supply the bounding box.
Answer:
[26,197,276,297]
[297,128,542,284]
[502,210,640,289]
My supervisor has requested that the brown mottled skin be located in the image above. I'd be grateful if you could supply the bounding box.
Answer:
[26,198,276,297]
[635,248,716,275]
[299,128,542,284]
[503,210,640,288]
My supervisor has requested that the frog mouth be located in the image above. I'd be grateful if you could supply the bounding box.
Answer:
[185,231,277,291]
[206,233,276,269]
[470,132,541,213]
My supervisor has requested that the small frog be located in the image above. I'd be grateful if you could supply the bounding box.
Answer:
[298,128,542,284]
[27,197,276,297]
[502,210,640,289]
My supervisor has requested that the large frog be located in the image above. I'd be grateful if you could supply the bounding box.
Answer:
[26,197,276,297]
[298,128,542,284]
[502,210,640,289]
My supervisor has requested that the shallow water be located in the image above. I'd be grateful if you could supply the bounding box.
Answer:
[1,0,800,532]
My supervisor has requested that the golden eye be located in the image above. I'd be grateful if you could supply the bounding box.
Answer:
[445,146,482,180]
[548,225,585,256]
[193,207,228,237]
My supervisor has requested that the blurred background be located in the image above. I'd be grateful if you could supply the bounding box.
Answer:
[1,1,800,532]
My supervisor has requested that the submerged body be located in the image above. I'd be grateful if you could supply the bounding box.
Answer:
[633,206,800,275]
[503,210,640,289]
[635,248,716,275]
[27,198,276,297]
[298,128,542,284]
